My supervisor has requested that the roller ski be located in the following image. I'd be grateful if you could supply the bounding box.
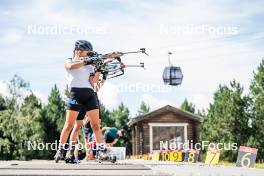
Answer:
[54,150,64,163]
[54,144,65,163]
[96,149,117,163]
[64,142,80,164]
[64,155,80,164]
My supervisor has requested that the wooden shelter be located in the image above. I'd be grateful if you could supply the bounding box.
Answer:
[128,105,203,155]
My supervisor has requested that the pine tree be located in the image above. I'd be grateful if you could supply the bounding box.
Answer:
[6,74,30,109]
[0,94,6,111]
[249,59,264,160]
[137,101,150,115]
[0,109,16,159]
[111,103,132,155]
[63,85,70,99]
[100,103,115,128]
[42,85,66,159]
[0,76,45,160]
[180,98,196,113]
[16,94,45,159]
[201,81,250,161]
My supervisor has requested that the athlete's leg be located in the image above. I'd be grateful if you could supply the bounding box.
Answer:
[59,110,79,144]
[54,110,79,162]
[82,118,92,159]
[65,105,87,162]
[69,120,83,142]
[65,120,83,162]
[74,141,81,163]
[86,109,105,144]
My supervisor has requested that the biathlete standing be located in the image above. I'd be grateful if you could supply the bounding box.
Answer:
[65,68,108,163]
[54,40,106,162]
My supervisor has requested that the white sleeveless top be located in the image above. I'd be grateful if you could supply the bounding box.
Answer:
[65,58,95,90]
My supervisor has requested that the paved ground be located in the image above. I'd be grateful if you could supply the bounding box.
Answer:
[0,160,263,176]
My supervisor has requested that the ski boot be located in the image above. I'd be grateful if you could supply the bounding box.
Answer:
[54,148,65,163]
[97,148,117,163]
[74,156,81,164]
[64,142,80,164]
[64,154,80,164]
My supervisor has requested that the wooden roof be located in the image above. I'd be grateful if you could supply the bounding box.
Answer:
[128,105,203,127]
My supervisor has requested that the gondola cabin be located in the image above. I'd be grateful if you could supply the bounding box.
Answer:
[163,66,183,86]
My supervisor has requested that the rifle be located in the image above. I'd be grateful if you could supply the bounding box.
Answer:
[86,48,148,79]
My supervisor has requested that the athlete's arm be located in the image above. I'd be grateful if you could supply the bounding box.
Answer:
[92,72,100,85]
[99,80,105,87]
[91,72,102,92]
[65,61,85,70]
[110,139,118,146]
[101,127,110,133]
[89,75,95,89]
[96,77,106,90]
[95,72,108,91]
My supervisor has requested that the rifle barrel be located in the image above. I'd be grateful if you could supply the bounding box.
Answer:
[122,51,142,54]
[125,65,144,67]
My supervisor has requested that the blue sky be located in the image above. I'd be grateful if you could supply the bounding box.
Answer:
[0,0,264,117]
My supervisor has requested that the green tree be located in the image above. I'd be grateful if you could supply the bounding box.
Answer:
[0,75,45,160]
[42,85,65,159]
[180,98,196,113]
[201,81,251,161]
[6,75,30,109]
[0,109,17,159]
[63,85,70,99]
[0,94,6,111]
[249,59,264,160]
[16,94,45,159]
[197,109,207,117]
[100,103,115,127]
[137,101,150,115]
[111,103,132,155]
[45,85,65,130]
[0,75,31,160]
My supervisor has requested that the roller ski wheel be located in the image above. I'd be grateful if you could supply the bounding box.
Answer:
[65,155,79,164]
[111,156,117,163]
[75,157,81,164]
[54,150,64,163]
[98,156,117,163]
[98,152,117,163]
